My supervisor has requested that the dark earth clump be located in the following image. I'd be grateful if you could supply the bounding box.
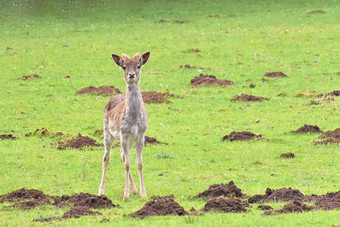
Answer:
[263,72,287,78]
[145,136,168,145]
[201,198,249,213]
[248,188,306,203]
[25,127,64,137]
[180,64,211,70]
[231,94,269,102]
[141,91,175,104]
[76,86,121,96]
[62,207,102,219]
[222,131,262,142]
[195,181,246,198]
[130,195,188,219]
[291,124,323,134]
[18,74,41,80]
[0,134,16,140]
[311,191,340,210]
[307,9,326,14]
[0,188,116,222]
[327,90,340,96]
[314,128,340,145]
[0,188,50,203]
[264,201,314,215]
[258,205,273,210]
[57,134,102,149]
[190,74,234,88]
[280,152,295,158]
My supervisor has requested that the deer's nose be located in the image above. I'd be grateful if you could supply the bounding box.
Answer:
[128,73,135,78]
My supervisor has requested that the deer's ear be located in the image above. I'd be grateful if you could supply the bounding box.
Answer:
[140,51,150,65]
[112,54,123,67]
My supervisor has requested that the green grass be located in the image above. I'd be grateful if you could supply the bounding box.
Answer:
[0,0,339,226]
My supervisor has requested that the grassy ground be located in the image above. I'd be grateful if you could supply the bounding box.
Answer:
[0,0,339,226]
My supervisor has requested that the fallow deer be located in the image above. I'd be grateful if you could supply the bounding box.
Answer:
[98,52,150,200]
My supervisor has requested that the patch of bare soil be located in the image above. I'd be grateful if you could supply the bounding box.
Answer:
[327,90,340,96]
[291,125,323,134]
[248,188,306,203]
[0,188,116,222]
[156,19,168,23]
[201,198,249,213]
[190,74,234,88]
[175,19,191,24]
[57,134,102,149]
[314,128,340,145]
[258,205,273,210]
[263,72,287,78]
[222,131,262,142]
[18,74,41,80]
[308,9,326,14]
[25,127,64,137]
[280,152,295,158]
[144,136,168,145]
[312,191,340,210]
[180,64,211,70]
[0,134,16,140]
[76,86,121,96]
[264,201,314,215]
[130,195,188,219]
[231,94,269,102]
[141,91,175,104]
[195,181,246,198]
[62,207,102,219]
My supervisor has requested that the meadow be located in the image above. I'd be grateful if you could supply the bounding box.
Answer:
[0,0,339,226]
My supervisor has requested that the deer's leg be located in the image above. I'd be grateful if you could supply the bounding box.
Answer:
[136,134,146,197]
[121,137,131,200]
[120,148,138,194]
[98,132,113,196]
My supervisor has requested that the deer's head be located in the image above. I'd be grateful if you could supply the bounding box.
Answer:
[112,52,150,84]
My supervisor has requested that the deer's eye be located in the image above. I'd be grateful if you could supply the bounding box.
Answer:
[137,65,141,69]
[122,66,126,70]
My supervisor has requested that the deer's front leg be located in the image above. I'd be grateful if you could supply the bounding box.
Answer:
[121,137,131,200]
[136,134,146,197]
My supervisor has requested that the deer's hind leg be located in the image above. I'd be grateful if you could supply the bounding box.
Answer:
[98,131,113,196]
[136,134,146,197]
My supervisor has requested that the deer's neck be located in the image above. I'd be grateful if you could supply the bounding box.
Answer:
[125,83,143,119]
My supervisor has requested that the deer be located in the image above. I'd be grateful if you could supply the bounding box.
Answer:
[98,51,150,200]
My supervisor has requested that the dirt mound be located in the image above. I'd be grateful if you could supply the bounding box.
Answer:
[201,198,249,213]
[64,193,115,209]
[25,127,64,137]
[0,188,49,203]
[180,65,211,70]
[308,9,326,14]
[258,205,273,210]
[145,136,167,145]
[0,134,16,140]
[291,125,323,134]
[327,90,340,96]
[231,94,269,102]
[76,86,121,96]
[280,152,295,158]
[130,195,188,219]
[57,134,102,149]
[62,207,102,219]
[1,188,116,222]
[18,74,41,80]
[263,72,287,78]
[264,201,314,215]
[314,128,340,145]
[190,74,234,88]
[313,191,340,210]
[222,131,262,142]
[248,188,306,203]
[195,181,246,198]
[141,91,175,104]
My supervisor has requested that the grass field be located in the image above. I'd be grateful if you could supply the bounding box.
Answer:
[0,0,339,226]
